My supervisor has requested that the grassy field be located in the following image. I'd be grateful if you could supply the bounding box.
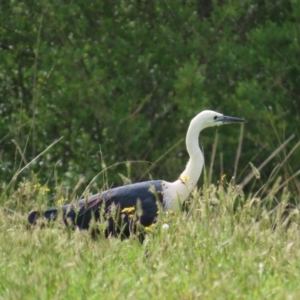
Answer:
[1,180,300,300]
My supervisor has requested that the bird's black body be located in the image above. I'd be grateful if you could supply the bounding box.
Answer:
[28,180,164,238]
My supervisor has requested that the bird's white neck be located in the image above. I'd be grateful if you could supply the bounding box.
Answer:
[177,117,204,190]
[165,116,204,210]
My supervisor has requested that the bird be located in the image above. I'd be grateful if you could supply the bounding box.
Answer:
[28,110,247,238]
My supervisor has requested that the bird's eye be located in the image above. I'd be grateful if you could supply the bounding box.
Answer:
[213,116,218,120]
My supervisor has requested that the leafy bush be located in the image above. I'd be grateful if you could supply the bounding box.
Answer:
[1,0,299,199]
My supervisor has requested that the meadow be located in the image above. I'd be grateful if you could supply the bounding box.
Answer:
[1,176,300,300]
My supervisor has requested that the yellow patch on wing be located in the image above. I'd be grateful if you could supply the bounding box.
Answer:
[179,175,189,183]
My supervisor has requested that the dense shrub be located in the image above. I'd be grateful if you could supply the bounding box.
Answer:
[1,0,299,197]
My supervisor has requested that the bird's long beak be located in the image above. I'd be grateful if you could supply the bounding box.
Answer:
[216,115,247,124]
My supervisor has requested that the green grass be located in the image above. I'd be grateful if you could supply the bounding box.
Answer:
[1,181,300,300]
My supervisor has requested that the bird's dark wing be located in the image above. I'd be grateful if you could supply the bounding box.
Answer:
[66,180,164,229]
[29,180,164,237]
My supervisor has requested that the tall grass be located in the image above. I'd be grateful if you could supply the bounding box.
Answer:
[1,176,300,299]
[1,115,300,299]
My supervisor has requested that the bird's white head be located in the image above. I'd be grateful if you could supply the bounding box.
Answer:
[192,110,247,130]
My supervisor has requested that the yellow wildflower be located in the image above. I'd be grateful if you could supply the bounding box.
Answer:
[166,210,175,217]
[144,223,156,232]
[40,186,50,193]
[121,206,135,214]
[57,197,65,205]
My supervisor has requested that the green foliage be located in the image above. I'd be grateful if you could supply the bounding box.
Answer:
[0,0,299,197]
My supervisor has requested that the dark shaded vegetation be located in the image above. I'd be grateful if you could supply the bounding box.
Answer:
[1,0,299,201]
